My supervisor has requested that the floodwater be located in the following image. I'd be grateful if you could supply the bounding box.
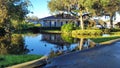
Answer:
[0,33,101,57]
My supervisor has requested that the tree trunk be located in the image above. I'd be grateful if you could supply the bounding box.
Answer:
[79,11,84,30]
[110,13,114,28]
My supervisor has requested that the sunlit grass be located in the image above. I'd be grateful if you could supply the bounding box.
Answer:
[91,36,120,43]
[0,55,42,68]
[42,30,61,33]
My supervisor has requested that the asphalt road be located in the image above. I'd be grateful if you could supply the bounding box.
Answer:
[43,41,120,68]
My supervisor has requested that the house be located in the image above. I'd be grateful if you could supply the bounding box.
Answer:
[38,14,89,27]
[39,13,119,28]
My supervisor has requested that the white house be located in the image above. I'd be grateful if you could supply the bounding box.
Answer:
[39,14,81,27]
[39,13,120,28]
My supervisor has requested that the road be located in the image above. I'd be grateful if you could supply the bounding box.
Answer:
[43,41,120,68]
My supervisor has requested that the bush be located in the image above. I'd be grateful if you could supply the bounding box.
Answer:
[61,23,75,33]
[0,28,6,35]
[115,22,120,28]
[34,24,41,27]
[72,30,102,35]
[102,28,110,34]
[111,32,120,35]
[110,28,120,32]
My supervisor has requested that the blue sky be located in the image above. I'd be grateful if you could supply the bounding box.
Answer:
[28,0,120,22]
[28,0,50,18]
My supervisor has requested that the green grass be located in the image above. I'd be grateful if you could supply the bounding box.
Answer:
[42,30,61,33]
[111,32,120,35]
[0,55,42,68]
[90,36,120,43]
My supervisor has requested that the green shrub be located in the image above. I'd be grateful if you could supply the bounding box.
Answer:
[28,23,34,28]
[110,28,120,32]
[61,23,75,33]
[102,28,110,34]
[34,24,41,27]
[0,28,5,35]
[72,30,102,35]
[111,32,120,35]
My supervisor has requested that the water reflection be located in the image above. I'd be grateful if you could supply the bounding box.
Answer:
[40,33,77,58]
[40,33,97,58]
[78,38,96,50]
[0,34,29,55]
[0,33,99,58]
[41,34,75,46]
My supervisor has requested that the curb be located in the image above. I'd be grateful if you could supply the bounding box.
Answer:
[6,56,48,68]
[100,38,120,45]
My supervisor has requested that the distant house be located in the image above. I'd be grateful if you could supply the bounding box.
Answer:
[38,14,89,27]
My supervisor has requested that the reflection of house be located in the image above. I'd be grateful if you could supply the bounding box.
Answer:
[39,14,89,27]
[41,34,70,46]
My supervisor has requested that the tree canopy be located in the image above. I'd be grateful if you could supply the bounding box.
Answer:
[48,0,120,29]
[92,0,120,28]
[0,0,31,30]
[0,0,7,26]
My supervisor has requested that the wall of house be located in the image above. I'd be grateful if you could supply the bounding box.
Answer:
[39,19,75,27]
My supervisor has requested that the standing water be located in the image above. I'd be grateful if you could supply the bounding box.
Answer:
[0,33,100,58]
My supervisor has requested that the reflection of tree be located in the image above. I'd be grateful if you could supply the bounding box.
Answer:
[48,36,97,58]
[78,38,96,50]
[61,33,75,44]
[0,34,29,55]
[47,34,79,58]
[48,49,63,58]
[79,38,84,50]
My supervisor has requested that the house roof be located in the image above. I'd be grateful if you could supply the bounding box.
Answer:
[39,14,77,20]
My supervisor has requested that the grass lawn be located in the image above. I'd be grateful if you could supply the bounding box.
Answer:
[90,36,120,43]
[41,30,61,33]
[0,55,42,68]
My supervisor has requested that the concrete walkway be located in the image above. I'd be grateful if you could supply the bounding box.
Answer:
[43,41,120,68]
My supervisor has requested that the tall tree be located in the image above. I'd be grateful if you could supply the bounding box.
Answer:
[92,0,120,28]
[0,0,8,27]
[48,0,95,30]
[48,0,120,29]
[0,0,32,32]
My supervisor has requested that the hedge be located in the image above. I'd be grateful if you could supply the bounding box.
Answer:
[72,30,102,35]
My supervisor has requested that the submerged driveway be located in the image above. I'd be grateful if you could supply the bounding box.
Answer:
[44,41,120,68]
